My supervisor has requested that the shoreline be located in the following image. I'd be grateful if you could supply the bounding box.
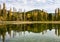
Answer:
[0,21,60,24]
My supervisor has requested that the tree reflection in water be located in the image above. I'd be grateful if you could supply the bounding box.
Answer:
[0,24,60,42]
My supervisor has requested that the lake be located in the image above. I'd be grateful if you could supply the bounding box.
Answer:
[0,24,60,42]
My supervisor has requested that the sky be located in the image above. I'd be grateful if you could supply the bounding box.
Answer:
[0,0,60,13]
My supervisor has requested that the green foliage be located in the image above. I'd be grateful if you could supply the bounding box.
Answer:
[0,9,60,21]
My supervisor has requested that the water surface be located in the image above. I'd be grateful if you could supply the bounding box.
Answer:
[0,24,60,42]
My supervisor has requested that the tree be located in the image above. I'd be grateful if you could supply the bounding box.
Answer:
[48,14,52,21]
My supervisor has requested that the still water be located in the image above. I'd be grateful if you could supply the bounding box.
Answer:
[0,24,60,42]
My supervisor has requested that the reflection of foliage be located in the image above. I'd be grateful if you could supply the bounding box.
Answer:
[0,24,60,39]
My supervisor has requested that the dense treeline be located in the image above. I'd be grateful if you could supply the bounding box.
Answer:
[0,3,60,21]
